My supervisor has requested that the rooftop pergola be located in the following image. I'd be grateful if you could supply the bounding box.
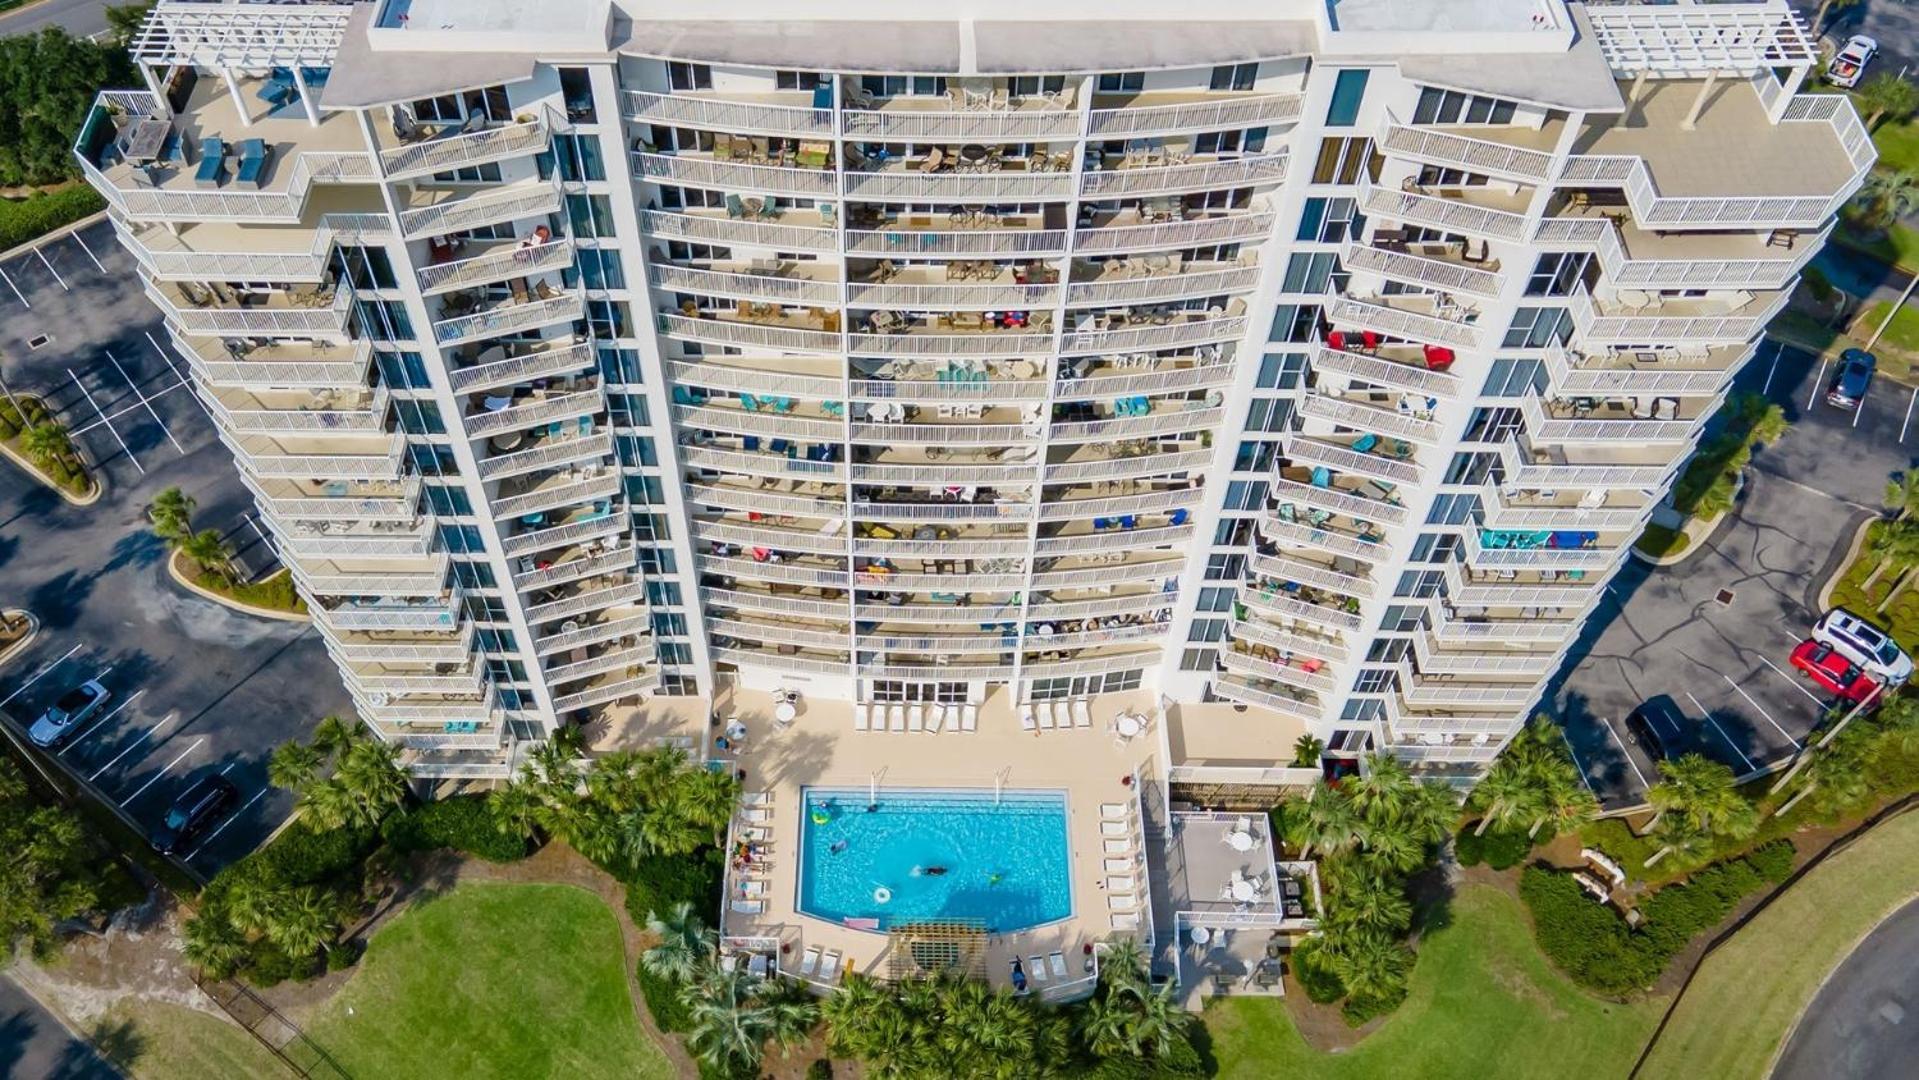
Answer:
[129,1,355,127]
[1586,3,1818,130]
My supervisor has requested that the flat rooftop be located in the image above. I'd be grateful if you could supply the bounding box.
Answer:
[1327,0,1555,34]
[1577,78,1857,199]
[378,0,604,34]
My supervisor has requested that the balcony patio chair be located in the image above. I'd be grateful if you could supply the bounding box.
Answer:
[755,197,783,220]
[961,703,977,732]
[1020,703,1036,731]
[194,137,227,187]
[724,194,748,220]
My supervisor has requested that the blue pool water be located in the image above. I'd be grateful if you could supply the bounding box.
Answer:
[797,788,1073,933]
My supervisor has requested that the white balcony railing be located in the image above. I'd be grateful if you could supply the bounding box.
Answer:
[477,431,614,482]
[1270,476,1410,526]
[1378,120,1556,182]
[640,208,838,252]
[649,263,840,306]
[1065,265,1262,307]
[1079,152,1289,198]
[417,238,575,294]
[841,108,1081,141]
[621,89,833,135]
[1359,183,1529,242]
[1327,295,1483,350]
[1340,242,1504,299]
[1074,212,1277,253]
[1087,93,1304,137]
[1311,343,1463,398]
[379,114,550,181]
[844,226,1069,256]
[635,152,838,197]
[448,341,597,395]
[398,183,564,240]
[657,313,841,354]
[1300,391,1445,444]
[464,387,602,438]
[842,168,1076,201]
[433,293,582,346]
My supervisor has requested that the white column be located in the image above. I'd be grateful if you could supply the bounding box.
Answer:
[139,62,168,116]
[221,66,253,128]
[292,65,320,127]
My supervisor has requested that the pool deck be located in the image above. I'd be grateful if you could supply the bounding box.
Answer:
[711,685,1162,996]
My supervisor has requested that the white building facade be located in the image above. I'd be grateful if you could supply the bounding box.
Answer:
[78,0,1869,782]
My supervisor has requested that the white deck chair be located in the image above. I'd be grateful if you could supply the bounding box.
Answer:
[1048,952,1067,980]
[820,950,841,981]
[1103,839,1132,854]
[1038,705,1056,731]
[741,825,771,842]
[737,879,768,897]
[1106,875,1136,892]
[1072,700,1092,728]
[1111,912,1140,931]
[1104,857,1135,873]
[888,705,906,732]
[1053,702,1073,729]
[742,792,770,807]
[907,704,925,733]
[1108,894,1138,911]
[742,807,772,824]
[732,899,765,914]
[854,703,870,731]
[1100,802,1130,820]
[928,704,948,733]
[1020,704,1036,731]
[1101,820,1130,837]
[962,704,978,731]
[1029,955,1049,983]
[798,946,821,977]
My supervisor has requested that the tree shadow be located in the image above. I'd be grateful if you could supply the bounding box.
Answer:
[85,1014,147,1074]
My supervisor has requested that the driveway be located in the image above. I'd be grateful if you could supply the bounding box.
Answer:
[0,218,348,875]
[0,0,108,39]
[1792,0,1919,87]
[1548,340,1914,809]
[0,972,117,1078]
[1773,894,1919,1080]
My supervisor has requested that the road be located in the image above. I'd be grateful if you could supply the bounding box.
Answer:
[1773,894,1919,1080]
[1793,0,1919,86]
[1549,337,1916,809]
[0,217,346,875]
[0,972,117,1078]
[0,0,107,39]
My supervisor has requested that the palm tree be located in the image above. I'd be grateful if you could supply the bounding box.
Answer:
[1292,733,1325,768]
[1328,929,1414,1006]
[1853,169,1919,234]
[1860,520,1919,590]
[488,775,545,840]
[1097,935,1148,994]
[1645,753,1758,865]
[148,486,195,540]
[262,886,337,959]
[332,739,407,826]
[640,901,713,983]
[1326,865,1413,934]
[309,715,360,758]
[222,877,285,936]
[267,740,325,793]
[1345,753,1414,824]
[1858,72,1919,130]
[820,972,887,1057]
[180,913,248,977]
[1529,764,1598,839]
[1129,978,1186,1056]
[686,963,775,1077]
[297,778,359,832]
[1078,993,1143,1058]
[1294,782,1364,859]
[177,529,233,581]
[1888,472,1919,523]
[20,422,69,467]
[756,977,819,1058]
[1468,756,1541,836]
[678,766,742,843]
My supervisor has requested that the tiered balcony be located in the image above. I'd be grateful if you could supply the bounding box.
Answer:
[1258,514,1387,564]
[448,339,597,396]
[1519,393,1706,445]
[281,519,434,561]
[523,577,647,627]
[433,288,582,347]
[544,641,655,686]
[1074,208,1277,254]
[1431,611,1579,646]
[1299,390,1445,446]
[1059,309,1247,355]
[398,182,564,240]
[146,277,351,338]
[1358,176,1531,243]
[331,624,475,664]
[843,161,1076,202]
[178,334,371,389]
[1411,630,1561,677]
[417,237,575,295]
[1398,670,1543,709]
[1211,675,1321,722]
[1568,288,1790,347]
[1443,564,1602,610]
[1270,474,1409,528]
[492,468,620,521]
[1228,615,1347,665]
[1340,241,1503,299]
[219,430,406,480]
[296,556,448,598]
[641,207,838,253]
[535,612,653,657]
[1541,342,1747,397]
[672,358,842,400]
[844,207,1068,257]
[115,212,380,282]
[841,99,1080,141]
[1064,261,1261,307]
[374,112,550,182]
[314,593,461,632]
[477,429,614,482]
[635,151,838,198]
[1498,439,1678,490]
[1078,150,1289,198]
[500,505,625,560]
[1251,551,1376,601]
[1238,580,1365,633]
[463,381,602,439]
[1376,116,1560,184]
[1327,293,1483,351]
[848,264,1058,310]
[244,475,420,523]
[1087,92,1304,137]
[1533,212,1832,291]
[204,385,387,436]
[1462,529,1623,572]
[658,311,841,354]
[1219,647,1339,695]
[651,261,841,306]
[1480,490,1651,532]
[622,88,833,136]
[1310,341,1462,400]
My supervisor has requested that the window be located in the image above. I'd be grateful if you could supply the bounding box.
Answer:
[567,193,615,238]
[1502,307,1574,349]
[1311,136,1375,184]
[1443,451,1504,486]
[652,612,689,637]
[434,161,504,183]
[353,299,413,342]
[1188,619,1228,643]
[574,247,626,290]
[424,484,471,516]
[1464,406,1524,443]
[409,94,460,122]
[1196,587,1236,612]
[776,71,826,90]
[332,245,395,289]
[559,67,595,121]
[1282,251,1344,295]
[1296,197,1361,242]
[1244,399,1293,434]
[1268,304,1324,344]
[1366,638,1412,663]
[1408,533,1461,564]
[1210,63,1259,91]
[587,299,632,338]
[658,673,699,696]
[452,560,495,589]
[1378,605,1429,633]
[475,628,519,652]
[1480,357,1547,398]
[1097,72,1145,93]
[410,444,457,476]
[1256,353,1307,389]
[1413,164,1486,188]
[646,581,684,606]
[1525,252,1594,298]
[599,347,643,384]
[1008,75,1066,96]
[1413,87,1519,126]
[1213,518,1254,546]
[667,62,712,91]
[462,86,511,122]
[394,398,444,435]
[1425,493,1484,526]
[1195,127,1268,155]
[1205,553,1246,580]
[438,523,485,553]
[551,132,606,182]
[1221,481,1268,511]
[1180,648,1219,672]
[375,350,431,389]
[1029,670,1142,700]
[1234,441,1279,472]
[1325,69,1370,126]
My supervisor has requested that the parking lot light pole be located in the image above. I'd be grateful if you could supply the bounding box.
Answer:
[1864,272,1919,352]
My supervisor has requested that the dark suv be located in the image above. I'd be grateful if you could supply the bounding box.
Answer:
[1623,705,1669,760]
[151,774,238,855]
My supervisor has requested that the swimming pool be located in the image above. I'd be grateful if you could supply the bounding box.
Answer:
[796,788,1073,933]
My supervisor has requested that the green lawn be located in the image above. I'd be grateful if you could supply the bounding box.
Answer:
[90,999,285,1080]
[1826,521,1919,655]
[1872,117,1919,174]
[1204,885,1664,1080]
[1860,299,1919,354]
[305,883,675,1080]
[1836,219,1919,274]
[1641,809,1919,1079]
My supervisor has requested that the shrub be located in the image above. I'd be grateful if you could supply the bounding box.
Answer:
[1744,839,1796,885]
[1290,937,1347,1004]
[242,942,323,988]
[0,185,106,252]
[1803,264,1836,306]
[1455,827,1533,870]
[1634,523,1691,559]
[380,796,527,862]
[635,963,693,1032]
[806,1060,833,1080]
[623,849,723,926]
[326,938,363,971]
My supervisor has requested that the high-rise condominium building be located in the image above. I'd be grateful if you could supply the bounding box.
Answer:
[79,0,1866,785]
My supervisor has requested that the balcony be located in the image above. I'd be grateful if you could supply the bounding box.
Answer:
[1399,673,1543,709]
[848,264,1058,310]
[649,261,840,306]
[492,468,620,521]
[205,385,387,436]
[1481,490,1651,532]
[1569,288,1790,347]
[1044,447,1216,484]
[1059,310,1248,355]
[1087,93,1303,137]
[635,151,837,198]
[1464,529,1622,571]
[844,208,1069,256]
[1079,150,1289,198]
[1065,262,1261,307]
[524,577,646,626]
[417,237,575,295]
[658,311,841,354]
[1259,514,1387,563]
[1068,358,1236,398]
[714,647,850,677]
[640,207,837,253]
[219,430,405,480]
[1520,394,1705,445]
[1229,616,1346,664]
[1271,473,1409,527]
[281,519,433,561]
[375,113,549,181]
[1340,241,1503,299]
[1311,341,1463,398]
[1074,209,1277,254]
[1327,293,1483,351]
[1412,631,1561,677]
[432,289,581,347]
[841,101,1080,141]
[1239,582,1364,633]
[1251,551,1376,601]
[697,482,845,520]
[1211,675,1321,722]
[398,182,564,240]
[1378,117,1560,183]
[842,160,1075,201]
[297,556,448,598]
[244,474,419,522]
[684,443,850,483]
[464,382,602,439]
[1498,439,1678,490]
[115,217,330,282]
[1283,434,1421,487]
[1038,485,1203,522]
[146,277,350,338]
[1220,647,1339,695]
[478,429,614,482]
[1359,178,1532,243]
[712,588,849,621]
[1300,390,1445,445]
[1533,212,1832,291]
[1445,565,1600,609]
[502,507,626,561]
[1031,558,1182,589]
[1432,612,1578,646]
[679,403,842,442]
[331,625,475,665]
[547,646,657,693]
[448,339,597,396]
[622,88,833,136]
[315,594,461,632]
[180,338,371,395]
[1541,342,1746,397]
[1050,405,1224,443]
[1035,523,1194,556]
[349,665,484,697]
[699,518,849,557]
[535,613,653,658]
[849,323,1053,358]
[670,360,842,400]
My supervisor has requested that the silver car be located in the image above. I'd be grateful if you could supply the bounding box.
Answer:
[28,681,110,748]
[1814,609,1913,685]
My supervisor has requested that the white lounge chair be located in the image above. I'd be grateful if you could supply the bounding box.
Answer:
[1072,700,1092,728]
[1108,894,1138,911]
[1104,857,1135,873]
[1103,839,1131,855]
[798,946,821,977]
[1020,704,1036,731]
[820,949,841,981]
[742,792,770,807]
[929,705,948,733]
[1048,951,1067,980]
[1110,912,1140,931]
[961,704,978,731]
[1106,875,1135,892]
[1039,705,1056,731]
[1101,820,1130,837]
[742,807,772,824]
[907,704,925,733]
[732,899,765,914]
[737,879,768,897]
[1029,955,1049,983]
[854,703,870,731]
[888,705,906,732]
[1100,802,1129,820]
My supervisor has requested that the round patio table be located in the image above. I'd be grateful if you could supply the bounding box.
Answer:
[1188,926,1211,946]
[960,144,989,162]
[1227,830,1255,852]
[1231,880,1258,902]
[1115,714,1143,739]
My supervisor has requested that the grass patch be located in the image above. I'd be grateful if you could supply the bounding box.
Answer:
[0,393,93,497]
[1768,309,1845,354]
[305,882,674,1080]
[1634,523,1691,559]
[91,999,285,1080]
[1858,300,1919,355]
[1643,809,1919,1078]
[1827,522,1919,655]
[1204,885,1664,1080]
[1836,218,1919,273]
[1872,118,1919,174]
[175,556,306,615]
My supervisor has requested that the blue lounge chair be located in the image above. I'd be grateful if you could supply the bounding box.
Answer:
[194,137,226,186]
[234,138,269,188]
[1351,433,1379,454]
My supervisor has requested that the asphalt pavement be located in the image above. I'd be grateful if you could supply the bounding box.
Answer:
[1773,894,1919,1080]
[1794,0,1919,86]
[0,217,347,876]
[0,0,108,40]
[1548,338,1917,810]
[0,972,117,1079]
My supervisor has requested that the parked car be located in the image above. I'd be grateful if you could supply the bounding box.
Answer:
[1814,607,1914,683]
[150,773,238,856]
[27,681,110,748]
[1827,348,1876,410]
[1623,704,1668,760]
[1828,35,1878,89]
[1790,639,1881,705]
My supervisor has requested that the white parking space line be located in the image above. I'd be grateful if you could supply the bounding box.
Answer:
[70,378,190,437]
[88,711,175,781]
[1685,690,1757,772]
[1558,729,1599,796]
[0,263,27,309]
[1808,355,1832,411]
[33,248,68,292]
[118,737,204,806]
[1723,675,1804,750]
[69,232,106,273]
[1854,397,1866,428]
[1758,656,1828,709]
[0,642,84,707]
[1902,388,1918,444]
[146,331,217,424]
[243,513,279,562]
[1599,716,1653,790]
[105,349,185,455]
[187,786,268,859]
[1651,700,1685,738]
[59,689,144,755]
[67,368,143,476]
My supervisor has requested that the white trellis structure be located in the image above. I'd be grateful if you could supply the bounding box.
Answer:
[128,1,354,127]
[1584,2,1816,76]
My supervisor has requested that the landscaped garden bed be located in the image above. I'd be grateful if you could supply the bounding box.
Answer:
[0,393,95,500]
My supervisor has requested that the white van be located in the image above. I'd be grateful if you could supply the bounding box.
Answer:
[1813,609,1913,684]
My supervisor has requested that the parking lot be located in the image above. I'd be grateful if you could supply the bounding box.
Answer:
[0,216,347,875]
[1551,339,1911,810]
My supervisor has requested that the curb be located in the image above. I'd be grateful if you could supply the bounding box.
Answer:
[166,551,309,624]
[0,435,101,506]
[0,609,37,669]
[0,208,110,265]
[1817,514,1878,614]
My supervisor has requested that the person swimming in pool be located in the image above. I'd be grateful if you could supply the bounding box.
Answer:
[829,840,848,855]
[987,872,1003,886]
[924,866,948,876]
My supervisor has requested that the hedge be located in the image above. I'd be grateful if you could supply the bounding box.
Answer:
[1454,827,1533,870]
[0,185,104,253]
[380,796,527,863]
[622,847,724,928]
[1519,839,1796,995]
